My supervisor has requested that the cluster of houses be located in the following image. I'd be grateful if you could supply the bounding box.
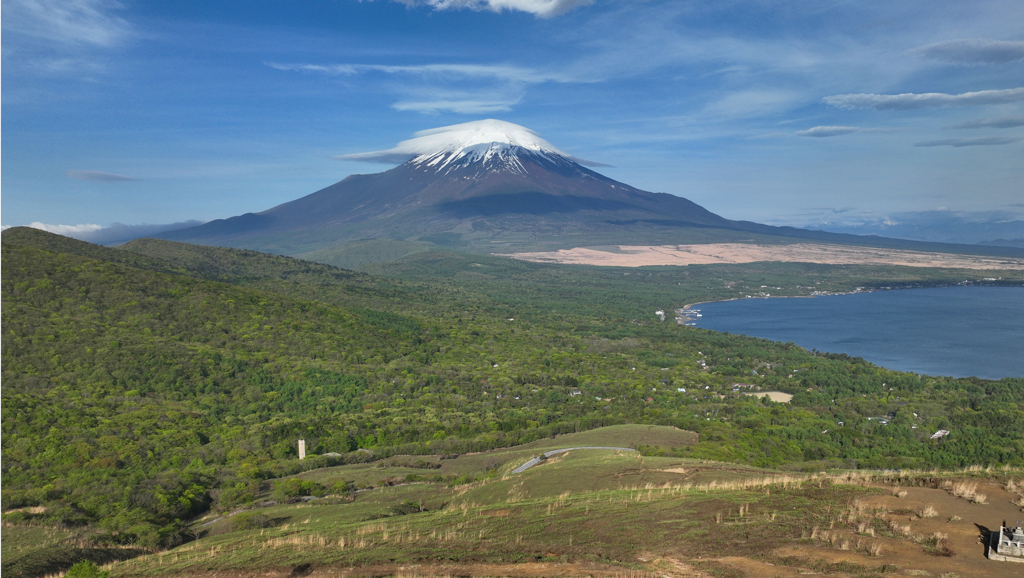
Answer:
[858,415,951,440]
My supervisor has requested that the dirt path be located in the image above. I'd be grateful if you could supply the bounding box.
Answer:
[510,447,636,474]
[142,561,665,578]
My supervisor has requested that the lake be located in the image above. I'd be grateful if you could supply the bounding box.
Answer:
[690,286,1024,380]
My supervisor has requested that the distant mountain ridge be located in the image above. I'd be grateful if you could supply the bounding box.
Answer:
[809,213,1024,246]
[158,120,1024,261]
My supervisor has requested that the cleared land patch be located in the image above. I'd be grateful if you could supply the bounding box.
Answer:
[742,391,794,403]
[504,243,1024,270]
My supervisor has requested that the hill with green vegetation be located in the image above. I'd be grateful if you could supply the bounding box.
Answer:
[10,427,1021,578]
[3,227,1024,577]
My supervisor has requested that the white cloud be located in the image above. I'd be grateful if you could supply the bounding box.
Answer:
[796,126,861,138]
[914,136,1021,147]
[28,222,104,236]
[66,170,142,182]
[390,0,592,18]
[824,87,1024,110]
[4,0,131,47]
[948,116,1024,129]
[916,39,1024,64]
[335,118,608,166]
[17,221,204,243]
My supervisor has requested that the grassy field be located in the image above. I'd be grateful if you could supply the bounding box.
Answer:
[9,425,1024,578]
[1,523,79,561]
[116,475,874,577]
[82,426,954,577]
[289,425,700,490]
[0,524,146,578]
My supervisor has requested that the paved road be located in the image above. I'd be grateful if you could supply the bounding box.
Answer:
[510,446,636,474]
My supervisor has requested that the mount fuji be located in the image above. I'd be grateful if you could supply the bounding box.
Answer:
[157,120,1023,261]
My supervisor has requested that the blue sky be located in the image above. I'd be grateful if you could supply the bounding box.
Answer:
[3,0,1023,236]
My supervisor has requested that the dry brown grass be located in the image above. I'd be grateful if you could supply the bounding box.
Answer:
[942,480,986,503]
[889,520,913,537]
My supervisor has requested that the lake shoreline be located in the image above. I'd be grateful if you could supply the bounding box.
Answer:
[675,280,1024,325]
[683,286,1024,380]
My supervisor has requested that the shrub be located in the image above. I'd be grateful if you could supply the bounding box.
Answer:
[65,561,110,578]
[391,499,424,516]
[217,481,258,509]
[328,480,351,495]
[231,512,271,531]
[272,479,327,502]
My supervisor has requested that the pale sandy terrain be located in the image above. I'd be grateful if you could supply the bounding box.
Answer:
[742,391,794,403]
[503,243,1024,270]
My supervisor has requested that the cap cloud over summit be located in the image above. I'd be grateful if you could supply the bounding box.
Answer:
[336,119,609,167]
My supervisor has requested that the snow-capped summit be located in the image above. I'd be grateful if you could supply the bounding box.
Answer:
[337,119,607,176]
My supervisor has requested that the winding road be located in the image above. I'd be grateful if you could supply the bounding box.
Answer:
[509,447,636,474]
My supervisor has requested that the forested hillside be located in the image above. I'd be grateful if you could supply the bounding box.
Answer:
[3,227,1023,551]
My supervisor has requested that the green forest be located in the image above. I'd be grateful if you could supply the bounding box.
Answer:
[3,226,1023,550]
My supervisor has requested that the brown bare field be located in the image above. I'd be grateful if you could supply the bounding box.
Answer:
[504,243,1024,270]
[768,480,1024,578]
[741,391,794,403]
[130,561,674,578]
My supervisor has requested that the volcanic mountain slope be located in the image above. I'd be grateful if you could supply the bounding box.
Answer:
[159,120,1024,260]
[158,120,735,253]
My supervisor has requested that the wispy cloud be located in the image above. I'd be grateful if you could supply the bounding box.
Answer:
[66,170,143,182]
[4,0,133,81]
[389,0,592,19]
[392,98,519,114]
[796,126,861,138]
[916,39,1024,65]
[948,116,1024,129]
[824,87,1024,110]
[914,136,1021,148]
[702,90,804,120]
[5,0,131,47]
[794,126,905,137]
[266,63,359,75]
[267,60,578,114]
[266,62,578,84]
[747,132,789,139]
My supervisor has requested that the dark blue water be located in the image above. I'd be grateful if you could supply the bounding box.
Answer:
[692,286,1024,380]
